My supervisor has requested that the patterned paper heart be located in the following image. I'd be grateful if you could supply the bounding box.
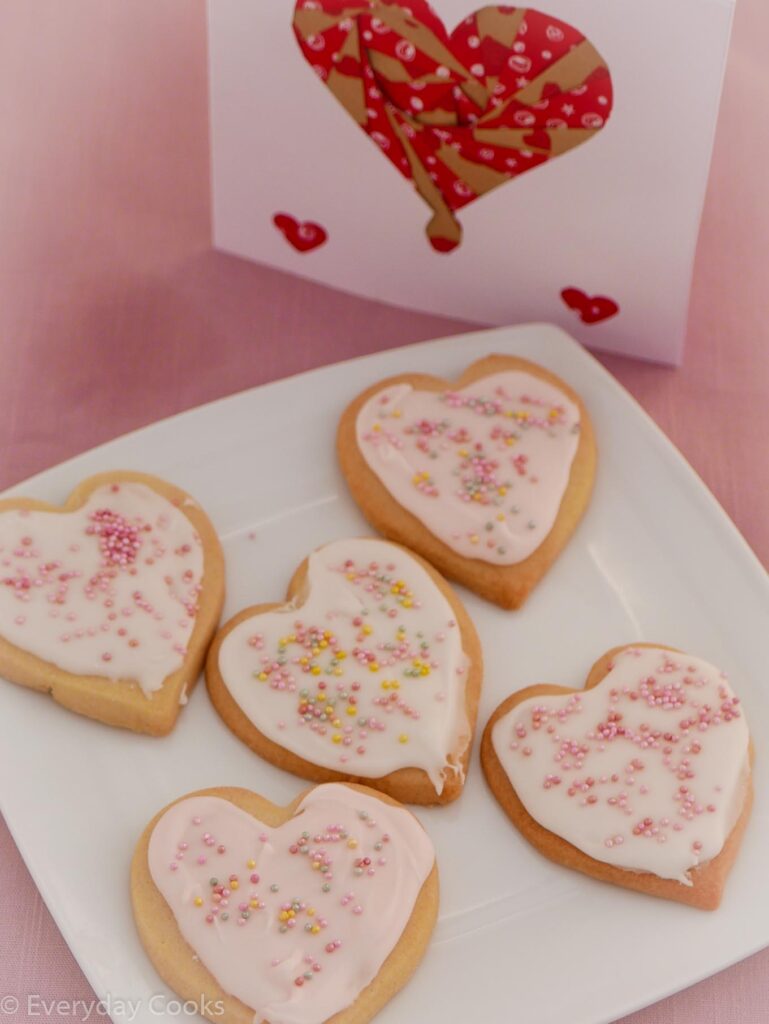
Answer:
[481,645,753,909]
[132,783,437,1024]
[273,212,329,252]
[293,1,613,251]
[561,286,619,324]
[337,355,596,609]
[206,537,482,805]
[0,472,225,735]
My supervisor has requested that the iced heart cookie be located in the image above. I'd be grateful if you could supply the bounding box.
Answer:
[206,537,481,805]
[337,354,595,609]
[481,644,753,909]
[132,782,438,1024]
[0,471,225,735]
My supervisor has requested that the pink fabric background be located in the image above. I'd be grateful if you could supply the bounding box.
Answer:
[0,1,767,1021]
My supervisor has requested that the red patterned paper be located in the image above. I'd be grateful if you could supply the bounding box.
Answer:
[293,2,613,251]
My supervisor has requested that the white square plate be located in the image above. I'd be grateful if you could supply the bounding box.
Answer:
[1,325,767,1024]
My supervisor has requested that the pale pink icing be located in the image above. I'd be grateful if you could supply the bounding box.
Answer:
[492,647,750,884]
[0,483,204,694]
[217,538,471,794]
[147,784,435,1024]
[355,371,581,564]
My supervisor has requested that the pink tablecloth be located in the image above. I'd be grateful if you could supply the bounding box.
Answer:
[0,2,767,1022]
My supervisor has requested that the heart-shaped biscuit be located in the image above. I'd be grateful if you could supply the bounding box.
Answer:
[206,537,482,805]
[293,1,613,251]
[0,472,225,735]
[337,354,596,609]
[481,644,753,909]
[132,782,437,1024]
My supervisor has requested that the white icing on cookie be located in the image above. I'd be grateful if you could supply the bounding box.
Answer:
[217,538,471,794]
[355,371,581,565]
[0,482,204,694]
[148,784,435,1024]
[492,647,750,883]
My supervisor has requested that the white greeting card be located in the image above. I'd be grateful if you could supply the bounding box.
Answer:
[208,0,734,363]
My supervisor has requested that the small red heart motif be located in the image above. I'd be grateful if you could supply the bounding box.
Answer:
[293,3,613,252]
[561,286,619,325]
[273,213,328,252]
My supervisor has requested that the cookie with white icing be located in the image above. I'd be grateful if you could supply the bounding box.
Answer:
[337,354,596,609]
[206,537,482,805]
[131,782,438,1024]
[0,471,225,735]
[481,644,753,909]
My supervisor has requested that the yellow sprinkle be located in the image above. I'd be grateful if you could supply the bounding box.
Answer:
[497,513,505,521]
[311,666,321,675]
[230,879,239,890]
[334,668,343,676]
[337,650,347,660]
[258,672,268,681]
[279,911,289,921]
[498,486,507,496]
[319,640,328,649]
[249,899,259,909]
[333,718,341,728]
[470,534,479,544]
[246,859,256,869]
[369,662,379,672]
[193,897,203,907]
[311,924,320,934]
[421,666,429,676]
[312,861,321,870]
[391,409,402,418]
[346,706,356,716]
[399,734,409,744]
[372,423,381,432]
[307,908,316,917]
[402,598,412,608]
[362,624,372,636]
[381,681,389,690]
[332,733,342,744]
[347,838,358,849]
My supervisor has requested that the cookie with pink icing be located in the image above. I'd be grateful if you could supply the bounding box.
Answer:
[0,471,225,734]
[131,782,438,1024]
[337,354,596,609]
[206,537,482,805]
[481,644,753,909]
